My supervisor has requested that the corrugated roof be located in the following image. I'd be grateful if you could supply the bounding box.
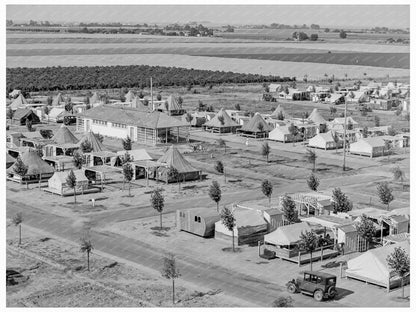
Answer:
[80,105,188,129]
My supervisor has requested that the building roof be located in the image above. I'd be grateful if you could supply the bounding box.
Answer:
[302,215,353,229]
[204,108,240,128]
[240,113,272,132]
[78,131,106,152]
[80,105,188,129]
[265,222,318,246]
[157,145,198,174]
[7,149,55,176]
[6,153,16,164]
[332,116,358,125]
[48,107,66,119]
[270,104,291,118]
[357,137,386,148]
[52,125,79,145]
[347,207,387,219]
[308,108,327,124]
[158,95,183,112]
[117,149,152,161]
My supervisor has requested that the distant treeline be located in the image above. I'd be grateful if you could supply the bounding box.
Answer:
[6,65,295,93]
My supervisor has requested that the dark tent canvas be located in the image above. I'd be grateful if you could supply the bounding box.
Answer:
[12,108,41,125]
[7,149,54,181]
[78,131,105,152]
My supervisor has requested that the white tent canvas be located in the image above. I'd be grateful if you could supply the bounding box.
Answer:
[268,126,294,143]
[264,222,314,246]
[345,241,409,288]
[308,132,338,150]
[116,149,153,162]
[47,170,89,195]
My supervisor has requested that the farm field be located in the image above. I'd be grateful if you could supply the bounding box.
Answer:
[6,54,410,80]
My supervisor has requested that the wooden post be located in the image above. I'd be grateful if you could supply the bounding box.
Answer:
[258,241,261,257]
[298,251,301,267]
[101,173,103,192]
[321,246,324,262]
[339,262,343,278]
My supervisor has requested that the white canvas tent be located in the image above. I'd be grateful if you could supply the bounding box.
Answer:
[308,132,338,150]
[345,241,410,289]
[116,149,153,162]
[350,137,386,158]
[47,170,89,196]
[268,126,295,143]
[264,222,315,246]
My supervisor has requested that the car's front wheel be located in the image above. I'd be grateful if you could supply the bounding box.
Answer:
[314,289,324,301]
[287,283,297,294]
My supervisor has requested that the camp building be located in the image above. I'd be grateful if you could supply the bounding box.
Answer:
[237,113,273,138]
[177,208,221,238]
[203,108,241,133]
[76,106,190,145]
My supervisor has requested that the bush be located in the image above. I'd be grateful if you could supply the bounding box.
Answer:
[310,34,318,41]
[272,296,293,307]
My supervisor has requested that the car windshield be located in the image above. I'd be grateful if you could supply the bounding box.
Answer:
[327,278,336,285]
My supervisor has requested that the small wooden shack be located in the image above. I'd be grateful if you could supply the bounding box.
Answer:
[176,208,221,238]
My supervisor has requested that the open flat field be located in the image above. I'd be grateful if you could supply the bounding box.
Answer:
[6,54,409,80]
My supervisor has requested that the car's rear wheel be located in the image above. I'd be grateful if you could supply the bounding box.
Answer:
[327,286,337,299]
[287,283,297,294]
[314,289,324,301]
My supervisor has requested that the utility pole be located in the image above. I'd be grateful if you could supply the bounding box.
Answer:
[150,77,154,111]
[342,100,347,171]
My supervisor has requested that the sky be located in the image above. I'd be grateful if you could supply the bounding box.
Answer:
[6,5,410,28]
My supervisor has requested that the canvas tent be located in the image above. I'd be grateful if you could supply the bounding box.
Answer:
[203,108,241,133]
[153,145,200,182]
[215,208,268,245]
[327,94,345,105]
[177,208,221,237]
[131,96,150,111]
[116,149,153,162]
[78,131,105,152]
[270,104,291,119]
[308,132,339,150]
[47,107,66,122]
[308,108,327,125]
[89,92,101,105]
[9,94,28,111]
[6,149,54,183]
[52,125,79,145]
[238,113,272,138]
[268,126,295,143]
[52,93,66,106]
[46,169,90,196]
[264,222,315,246]
[350,137,386,158]
[269,84,282,93]
[346,241,410,290]
[125,90,135,103]
[6,153,15,169]
[12,108,40,125]
[157,95,185,116]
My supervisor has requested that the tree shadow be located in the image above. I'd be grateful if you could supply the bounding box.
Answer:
[222,247,242,253]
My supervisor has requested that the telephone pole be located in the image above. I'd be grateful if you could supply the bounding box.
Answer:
[150,77,154,111]
[342,100,347,171]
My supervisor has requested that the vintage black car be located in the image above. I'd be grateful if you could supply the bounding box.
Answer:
[286,271,337,301]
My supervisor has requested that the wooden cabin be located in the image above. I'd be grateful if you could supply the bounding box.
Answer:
[177,208,221,238]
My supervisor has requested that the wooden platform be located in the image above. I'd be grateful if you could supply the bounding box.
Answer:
[43,187,101,196]
[270,245,339,266]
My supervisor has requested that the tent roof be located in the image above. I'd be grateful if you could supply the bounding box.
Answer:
[302,215,353,229]
[269,126,291,135]
[50,170,88,183]
[204,108,239,128]
[348,207,387,219]
[52,125,79,145]
[311,132,335,143]
[13,108,36,120]
[125,90,135,103]
[240,113,272,132]
[117,149,152,161]
[270,104,291,118]
[6,153,16,164]
[90,92,100,104]
[157,145,198,173]
[48,107,65,119]
[346,241,409,285]
[332,116,358,125]
[78,131,106,152]
[131,97,150,112]
[356,137,385,148]
[80,106,188,129]
[10,94,28,110]
[386,207,409,219]
[308,108,327,124]
[158,95,183,112]
[52,93,65,106]
[233,209,268,228]
[264,222,315,246]
[7,149,55,176]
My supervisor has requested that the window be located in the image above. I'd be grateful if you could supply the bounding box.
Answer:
[310,275,318,283]
[194,216,198,222]
[304,273,311,281]
[197,217,201,223]
[316,276,322,283]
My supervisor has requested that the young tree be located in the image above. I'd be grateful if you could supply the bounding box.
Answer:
[218,115,225,126]
[299,230,318,271]
[185,112,193,126]
[80,140,93,153]
[261,179,273,206]
[377,182,394,210]
[123,162,134,196]
[151,188,165,230]
[168,166,181,191]
[122,136,132,150]
[392,166,405,191]
[261,142,271,163]
[220,207,236,252]
[13,156,28,188]
[96,133,104,143]
[73,151,84,169]
[25,119,33,132]
[362,126,369,138]
[288,123,298,146]
[7,106,14,124]
[355,214,376,251]
[156,93,162,101]
[214,161,226,183]
[374,115,380,127]
[281,194,298,224]
[66,169,77,203]
[386,247,410,299]
[305,149,317,171]
[209,180,222,212]
[40,129,53,139]
[162,253,181,304]
[12,212,23,246]
[178,96,183,105]
[332,188,353,213]
[384,141,392,159]
[80,236,93,271]
[234,103,241,111]
[276,111,284,121]
[257,122,265,136]
[217,138,227,154]
[306,173,320,191]
[43,105,50,124]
